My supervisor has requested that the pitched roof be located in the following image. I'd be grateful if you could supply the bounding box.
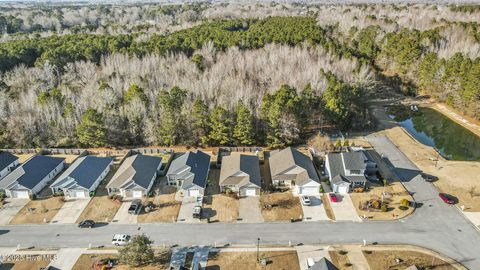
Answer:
[342,151,367,171]
[51,156,113,190]
[107,154,161,190]
[326,152,367,184]
[269,147,319,185]
[167,151,211,189]
[0,152,18,172]
[0,155,64,190]
[219,154,261,188]
[310,258,339,270]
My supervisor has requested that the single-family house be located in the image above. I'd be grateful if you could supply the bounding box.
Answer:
[219,154,261,196]
[310,257,339,270]
[166,151,211,197]
[50,156,113,199]
[325,150,377,194]
[0,152,19,180]
[0,155,65,198]
[106,154,162,198]
[269,147,320,195]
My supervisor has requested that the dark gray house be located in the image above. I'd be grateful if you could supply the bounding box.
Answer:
[106,154,162,198]
[219,154,261,196]
[50,156,113,199]
[310,257,339,270]
[0,152,19,180]
[0,155,65,198]
[166,151,211,197]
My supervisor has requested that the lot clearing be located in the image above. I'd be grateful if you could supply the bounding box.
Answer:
[10,197,64,224]
[260,191,303,221]
[363,249,458,270]
[72,251,170,270]
[138,185,181,223]
[350,181,414,220]
[383,127,480,211]
[206,251,300,270]
[76,169,121,223]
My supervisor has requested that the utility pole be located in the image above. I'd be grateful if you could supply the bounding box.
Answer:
[257,237,260,263]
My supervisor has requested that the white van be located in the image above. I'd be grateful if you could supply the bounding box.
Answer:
[112,234,131,246]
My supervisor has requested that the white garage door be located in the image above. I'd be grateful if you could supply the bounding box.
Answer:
[189,189,200,197]
[246,188,257,196]
[132,191,143,198]
[75,190,86,198]
[337,185,349,194]
[13,190,30,199]
[300,186,318,195]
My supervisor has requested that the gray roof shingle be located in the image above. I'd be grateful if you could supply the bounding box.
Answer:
[107,154,161,190]
[326,152,367,184]
[167,151,211,189]
[51,156,113,190]
[219,154,261,188]
[269,147,319,185]
[0,152,18,172]
[310,257,339,270]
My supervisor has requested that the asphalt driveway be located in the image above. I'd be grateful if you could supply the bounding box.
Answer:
[329,194,361,222]
[239,197,263,223]
[300,196,330,222]
[0,199,29,225]
[51,199,91,224]
[112,201,137,224]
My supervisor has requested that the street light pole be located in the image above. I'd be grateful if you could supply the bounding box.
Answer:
[257,237,260,263]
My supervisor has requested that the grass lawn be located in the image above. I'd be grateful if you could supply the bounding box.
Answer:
[260,191,303,221]
[13,154,34,164]
[46,154,78,164]
[350,181,414,220]
[76,169,121,223]
[0,260,51,270]
[206,251,300,270]
[138,193,181,223]
[203,194,239,222]
[363,250,457,270]
[72,250,170,270]
[329,250,353,270]
[10,197,64,224]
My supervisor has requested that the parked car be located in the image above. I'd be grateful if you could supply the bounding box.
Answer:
[193,205,202,219]
[128,199,142,214]
[78,219,95,228]
[301,195,311,206]
[195,196,203,206]
[329,193,337,202]
[306,258,315,268]
[439,193,455,204]
[112,234,131,246]
[421,173,437,182]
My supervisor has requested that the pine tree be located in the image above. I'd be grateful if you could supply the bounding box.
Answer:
[208,105,232,146]
[76,108,107,147]
[191,99,210,146]
[157,86,187,146]
[233,101,255,145]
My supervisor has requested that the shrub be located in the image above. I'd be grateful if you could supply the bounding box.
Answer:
[381,204,388,212]
[400,198,410,206]
[89,191,95,197]
[339,250,348,255]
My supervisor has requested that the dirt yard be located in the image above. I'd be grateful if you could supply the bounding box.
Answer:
[138,192,181,223]
[72,251,170,270]
[384,127,480,211]
[328,250,353,270]
[0,260,51,270]
[206,251,300,270]
[10,197,64,224]
[13,153,34,163]
[363,250,457,270]
[260,192,303,221]
[350,181,414,220]
[203,194,239,222]
[77,169,121,223]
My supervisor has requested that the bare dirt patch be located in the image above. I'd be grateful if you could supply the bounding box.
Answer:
[350,181,414,220]
[203,194,239,222]
[384,127,480,211]
[206,251,300,270]
[10,197,64,224]
[13,154,34,164]
[363,250,457,270]
[0,260,51,270]
[46,154,78,164]
[260,192,303,221]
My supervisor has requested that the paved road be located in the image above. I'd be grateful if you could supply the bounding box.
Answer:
[0,135,479,269]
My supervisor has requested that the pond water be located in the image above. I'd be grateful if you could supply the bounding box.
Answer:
[397,107,480,161]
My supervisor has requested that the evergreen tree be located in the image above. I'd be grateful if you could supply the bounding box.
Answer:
[76,108,107,147]
[157,86,187,146]
[208,105,232,145]
[191,99,210,146]
[233,101,255,145]
[119,234,155,267]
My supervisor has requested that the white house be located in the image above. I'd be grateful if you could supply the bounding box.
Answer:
[0,152,19,180]
[269,147,320,196]
[50,155,113,199]
[106,154,162,199]
[0,155,65,198]
[166,150,211,197]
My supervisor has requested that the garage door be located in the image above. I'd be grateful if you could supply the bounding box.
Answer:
[132,191,143,198]
[337,185,349,194]
[75,190,86,198]
[245,188,257,196]
[189,189,200,197]
[13,190,29,199]
[300,186,318,195]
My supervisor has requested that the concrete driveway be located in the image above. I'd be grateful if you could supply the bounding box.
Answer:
[177,197,200,223]
[0,199,29,225]
[239,197,263,223]
[112,201,137,224]
[51,199,91,224]
[300,196,330,222]
[329,194,361,222]
[295,245,331,270]
[47,248,85,269]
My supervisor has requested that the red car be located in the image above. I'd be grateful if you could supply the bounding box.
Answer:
[329,193,337,203]
[439,193,455,204]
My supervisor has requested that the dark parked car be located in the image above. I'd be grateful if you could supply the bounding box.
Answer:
[78,219,95,228]
[128,199,142,214]
[439,193,455,204]
[421,173,437,182]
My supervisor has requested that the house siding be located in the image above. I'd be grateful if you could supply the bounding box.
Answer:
[0,159,19,180]
[31,161,65,195]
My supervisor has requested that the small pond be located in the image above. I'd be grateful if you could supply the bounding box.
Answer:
[393,107,480,161]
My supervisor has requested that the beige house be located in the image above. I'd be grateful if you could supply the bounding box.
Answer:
[219,154,261,197]
[269,147,320,195]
